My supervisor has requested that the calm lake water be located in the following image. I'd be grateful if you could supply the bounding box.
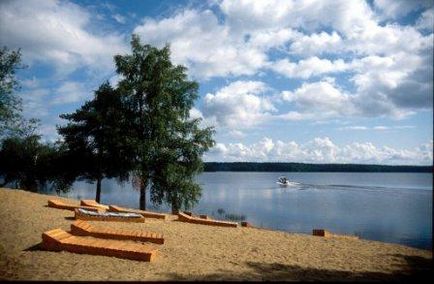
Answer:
[42,172,432,250]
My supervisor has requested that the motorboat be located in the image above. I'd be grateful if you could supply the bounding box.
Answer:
[276,176,290,186]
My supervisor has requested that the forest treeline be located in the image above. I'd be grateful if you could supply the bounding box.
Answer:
[203,162,432,172]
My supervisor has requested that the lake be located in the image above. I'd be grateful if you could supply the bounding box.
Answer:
[41,172,432,250]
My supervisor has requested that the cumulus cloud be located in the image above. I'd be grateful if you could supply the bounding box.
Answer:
[205,137,433,165]
[203,81,276,128]
[133,9,267,79]
[131,0,433,122]
[416,8,434,31]
[3,0,432,148]
[373,0,432,20]
[0,0,127,75]
[270,57,350,79]
[279,79,354,120]
[288,31,343,56]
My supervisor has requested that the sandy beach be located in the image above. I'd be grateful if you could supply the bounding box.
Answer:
[0,187,431,281]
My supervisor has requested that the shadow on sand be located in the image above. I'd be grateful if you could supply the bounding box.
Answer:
[162,254,433,282]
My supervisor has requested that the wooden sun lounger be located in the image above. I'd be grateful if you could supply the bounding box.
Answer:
[313,229,359,240]
[177,212,238,228]
[71,220,164,244]
[108,205,167,220]
[41,228,157,261]
[48,199,100,212]
[74,208,145,223]
[80,199,110,210]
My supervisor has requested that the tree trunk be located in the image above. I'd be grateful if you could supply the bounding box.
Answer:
[139,179,147,210]
[95,177,102,203]
[171,192,179,214]
[171,199,179,215]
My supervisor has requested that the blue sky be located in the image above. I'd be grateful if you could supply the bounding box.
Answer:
[1,0,432,165]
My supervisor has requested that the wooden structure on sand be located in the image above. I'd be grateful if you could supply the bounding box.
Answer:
[177,212,238,228]
[80,199,110,210]
[71,220,164,244]
[313,229,359,240]
[42,228,158,261]
[48,199,100,212]
[108,205,167,220]
[74,208,145,223]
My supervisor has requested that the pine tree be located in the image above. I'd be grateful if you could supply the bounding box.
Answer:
[58,82,132,202]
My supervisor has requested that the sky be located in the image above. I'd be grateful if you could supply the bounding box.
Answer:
[0,0,433,165]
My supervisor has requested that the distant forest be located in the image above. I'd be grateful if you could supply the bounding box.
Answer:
[203,162,432,173]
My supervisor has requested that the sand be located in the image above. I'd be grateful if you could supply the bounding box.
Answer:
[0,187,431,281]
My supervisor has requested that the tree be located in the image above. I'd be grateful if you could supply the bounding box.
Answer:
[0,47,23,136]
[151,118,215,213]
[114,35,215,211]
[0,134,54,191]
[0,46,39,141]
[58,82,132,202]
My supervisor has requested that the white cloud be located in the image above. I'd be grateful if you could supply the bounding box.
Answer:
[203,81,276,128]
[338,125,415,131]
[130,0,432,121]
[280,79,353,120]
[21,77,40,89]
[373,0,432,20]
[112,14,126,24]
[38,124,60,143]
[270,57,350,79]
[338,126,369,130]
[288,31,343,56]
[189,107,204,120]
[350,51,433,117]
[19,88,51,117]
[220,0,375,35]
[51,82,90,105]
[0,0,127,75]
[133,9,267,79]
[416,8,434,31]
[205,137,433,165]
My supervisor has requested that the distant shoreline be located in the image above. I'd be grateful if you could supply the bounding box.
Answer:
[203,162,432,173]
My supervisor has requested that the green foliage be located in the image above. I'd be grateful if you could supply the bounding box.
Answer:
[114,35,215,211]
[0,46,40,140]
[0,134,66,191]
[58,82,133,201]
[224,213,246,222]
[0,47,66,192]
